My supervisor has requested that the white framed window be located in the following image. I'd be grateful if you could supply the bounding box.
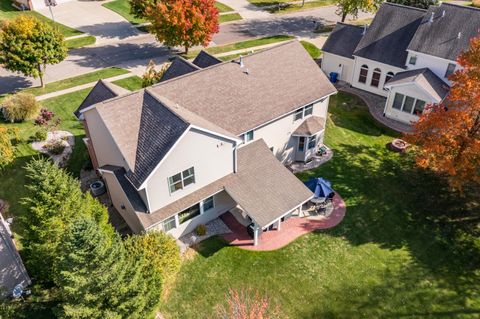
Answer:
[392,93,405,110]
[370,68,381,87]
[203,196,214,212]
[359,65,368,83]
[308,135,316,149]
[161,215,176,232]
[304,104,313,116]
[168,167,195,193]
[409,55,417,65]
[413,99,426,114]
[391,93,426,115]
[178,204,200,224]
[294,109,303,121]
[445,63,456,78]
[244,130,254,142]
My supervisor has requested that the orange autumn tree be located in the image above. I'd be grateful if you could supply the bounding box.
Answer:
[404,34,480,189]
[144,0,219,54]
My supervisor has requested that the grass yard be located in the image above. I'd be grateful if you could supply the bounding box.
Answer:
[300,40,321,59]
[162,92,480,318]
[0,0,82,37]
[219,12,242,23]
[112,75,143,91]
[102,0,146,25]
[64,35,96,50]
[215,1,235,12]
[247,0,335,12]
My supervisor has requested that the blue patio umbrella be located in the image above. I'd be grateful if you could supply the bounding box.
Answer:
[304,177,334,198]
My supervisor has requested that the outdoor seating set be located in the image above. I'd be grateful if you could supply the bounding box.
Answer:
[304,177,335,217]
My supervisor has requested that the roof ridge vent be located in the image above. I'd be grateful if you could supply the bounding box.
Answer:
[429,11,435,23]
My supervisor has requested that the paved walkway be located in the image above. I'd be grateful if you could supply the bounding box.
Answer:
[220,193,346,251]
[337,83,412,133]
[36,72,133,101]
[38,0,139,45]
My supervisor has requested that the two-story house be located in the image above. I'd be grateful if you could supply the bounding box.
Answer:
[321,2,480,125]
[74,41,337,246]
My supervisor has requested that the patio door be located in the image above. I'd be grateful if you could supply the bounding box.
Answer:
[295,136,307,162]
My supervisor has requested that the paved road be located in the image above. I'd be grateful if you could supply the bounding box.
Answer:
[0,4,373,94]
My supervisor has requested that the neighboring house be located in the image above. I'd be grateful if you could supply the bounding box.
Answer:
[321,2,480,125]
[74,41,337,245]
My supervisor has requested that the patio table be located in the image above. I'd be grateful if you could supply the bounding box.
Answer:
[310,197,326,204]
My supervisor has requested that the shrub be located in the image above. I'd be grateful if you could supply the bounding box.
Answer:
[215,288,282,319]
[142,60,169,88]
[195,224,206,236]
[2,92,41,122]
[34,128,48,142]
[35,108,54,126]
[44,139,65,155]
[0,126,17,170]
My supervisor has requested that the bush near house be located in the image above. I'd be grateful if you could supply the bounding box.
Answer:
[0,125,18,170]
[1,93,41,122]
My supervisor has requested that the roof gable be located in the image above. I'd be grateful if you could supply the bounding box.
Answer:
[322,23,364,59]
[160,57,200,82]
[407,3,480,61]
[385,68,449,101]
[192,50,222,68]
[354,3,426,68]
[74,80,129,118]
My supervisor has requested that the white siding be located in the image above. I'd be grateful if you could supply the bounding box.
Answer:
[351,57,404,97]
[145,128,235,212]
[321,52,355,83]
[384,83,434,124]
[406,50,459,85]
[83,109,129,169]
[149,191,236,238]
[248,97,330,163]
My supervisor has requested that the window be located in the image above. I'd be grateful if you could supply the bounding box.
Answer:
[358,65,368,83]
[370,68,381,87]
[402,96,415,113]
[161,216,176,232]
[392,93,404,110]
[168,167,195,193]
[178,204,200,224]
[203,196,214,212]
[385,72,395,84]
[298,136,305,152]
[445,63,456,78]
[409,55,417,65]
[413,99,426,114]
[245,130,254,142]
[304,104,313,116]
[294,109,303,121]
[308,135,316,149]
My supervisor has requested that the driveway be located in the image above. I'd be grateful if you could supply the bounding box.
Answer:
[37,0,139,44]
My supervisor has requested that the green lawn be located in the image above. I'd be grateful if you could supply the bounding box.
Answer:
[219,12,242,23]
[161,92,480,318]
[300,40,321,59]
[64,35,96,50]
[183,35,294,59]
[102,0,146,25]
[248,0,335,11]
[0,0,82,37]
[112,75,143,91]
[215,1,235,12]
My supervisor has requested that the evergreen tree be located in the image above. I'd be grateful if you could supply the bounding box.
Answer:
[21,158,112,283]
[55,216,162,319]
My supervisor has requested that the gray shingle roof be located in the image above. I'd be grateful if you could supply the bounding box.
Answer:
[384,68,450,101]
[407,3,480,62]
[322,23,365,59]
[160,57,200,82]
[192,50,222,68]
[152,41,337,135]
[293,116,325,136]
[74,80,129,118]
[354,2,426,68]
[100,165,147,213]
[137,139,313,229]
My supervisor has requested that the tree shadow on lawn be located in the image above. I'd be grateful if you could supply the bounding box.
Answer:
[300,143,480,276]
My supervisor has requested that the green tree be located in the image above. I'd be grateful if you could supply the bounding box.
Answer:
[387,0,438,9]
[336,0,381,22]
[0,15,67,88]
[21,158,112,283]
[141,60,169,88]
[55,216,162,319]
[125,231,181,286]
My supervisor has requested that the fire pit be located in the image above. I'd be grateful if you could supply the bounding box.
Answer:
[389,139,409,152]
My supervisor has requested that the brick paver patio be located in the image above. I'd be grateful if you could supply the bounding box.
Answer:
[220,193,346,251]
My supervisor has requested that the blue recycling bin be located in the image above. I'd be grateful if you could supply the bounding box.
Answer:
[329,72,338,83]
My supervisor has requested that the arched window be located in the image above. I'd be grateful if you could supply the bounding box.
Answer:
[370,68,381,87]
[385,71,395,84]
[358,65,368,84]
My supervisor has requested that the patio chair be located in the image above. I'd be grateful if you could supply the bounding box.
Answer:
[317,146,328,156]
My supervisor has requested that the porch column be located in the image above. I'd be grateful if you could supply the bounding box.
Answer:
[253,223,259,246]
